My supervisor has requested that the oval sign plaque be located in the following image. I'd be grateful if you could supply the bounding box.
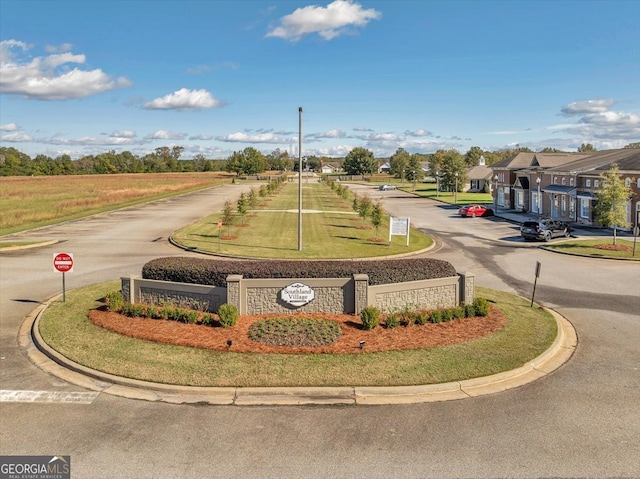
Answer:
[281,282,315,307]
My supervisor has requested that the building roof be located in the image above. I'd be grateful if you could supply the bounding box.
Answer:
[467,164,492,180]
[491,152,586,170]
[547,148,640,174]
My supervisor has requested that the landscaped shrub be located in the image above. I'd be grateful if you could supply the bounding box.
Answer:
[473,297,490,317]
[201,313,213,326]
[360,306,380,330]
[429,309,443,324]
[384,313,399,329]
[121,302,145,318]
[104,291,124,312]
[451,306,465,320]
[441,308,454,322]
[464,303,476,318]
[415,311,429,325]
[217,303,238,328]
[183,309,200,324]
[142,257,457,287]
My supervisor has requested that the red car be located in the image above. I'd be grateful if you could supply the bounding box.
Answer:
[458,204,494,218]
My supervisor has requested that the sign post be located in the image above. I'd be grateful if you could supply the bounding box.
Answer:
[530,261,541,307]
[389,217,410,246]
[53,253,73,302]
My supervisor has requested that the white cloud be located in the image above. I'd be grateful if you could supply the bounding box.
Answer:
[216,131,289,144]
[0,131,32,142]
[309,129,346,139]
[144,88,224,110]
[145,130,188,140]
[266,0,381,42]
[110,130,137,138]
[404,129,432,137]
[554,99,640,141]
[0,123,20,131]
[44,43,74,53]
[561,99,614,115]
[0,39,132,100]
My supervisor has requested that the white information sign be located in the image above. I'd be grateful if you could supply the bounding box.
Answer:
[280,282,315,307]
[389,217,410,246]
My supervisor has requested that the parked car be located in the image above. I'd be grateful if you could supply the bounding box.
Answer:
[379,184,397,191]
[521,219,571,242]
[458,204,494,217]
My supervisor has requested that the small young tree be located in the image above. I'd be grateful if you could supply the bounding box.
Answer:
[222,200,234,237]
[248,187,258,211]
[358,194,373,225]
[237,193,248,225]
[594,164,633,245]
[352,194,360,214]
[370,199,384,239]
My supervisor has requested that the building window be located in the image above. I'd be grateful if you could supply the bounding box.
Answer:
[594,180,599,188]
[569,178,574,186]
[562,177,566,185]
[569,197,576,219]
[580,198,590,218]
[553,176,558,184]
[625,177,631,187]
[586,179,591,187]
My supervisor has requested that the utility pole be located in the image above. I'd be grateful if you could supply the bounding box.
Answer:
[298,107,303,251]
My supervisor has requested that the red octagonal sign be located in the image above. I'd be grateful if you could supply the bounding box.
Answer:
[53,252,74,273]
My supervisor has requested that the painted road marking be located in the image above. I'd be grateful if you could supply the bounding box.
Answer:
[0,390,99,404]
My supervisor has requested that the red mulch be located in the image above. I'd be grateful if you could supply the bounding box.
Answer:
[88,307,506,355]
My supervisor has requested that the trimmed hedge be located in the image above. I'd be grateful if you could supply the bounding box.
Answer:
[142,257,458,287]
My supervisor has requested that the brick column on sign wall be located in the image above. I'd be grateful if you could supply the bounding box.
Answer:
[226,275,243,314]
[459,272,475,305]
[353,274,369,315]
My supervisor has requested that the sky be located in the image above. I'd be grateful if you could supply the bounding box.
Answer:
[1,0,639,160]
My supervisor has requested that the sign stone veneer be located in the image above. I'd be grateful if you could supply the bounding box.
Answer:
[122,272,475,315]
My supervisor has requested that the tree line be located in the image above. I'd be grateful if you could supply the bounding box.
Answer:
[2,142,636,178]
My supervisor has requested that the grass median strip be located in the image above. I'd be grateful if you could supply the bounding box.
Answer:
[38,281,557,388]
[172,182,433,258]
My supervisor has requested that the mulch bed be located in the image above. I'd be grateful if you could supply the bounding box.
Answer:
[88,307,506,355]
[594,243,632,252]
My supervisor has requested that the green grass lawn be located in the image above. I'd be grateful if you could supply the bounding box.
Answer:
[544,238,639,260]
[38,281,558,388]
[172,181,433,259]
[0,172,233,236]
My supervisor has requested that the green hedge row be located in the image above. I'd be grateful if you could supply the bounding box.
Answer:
[141,257,458,287]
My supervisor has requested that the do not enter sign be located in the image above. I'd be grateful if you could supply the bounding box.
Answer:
[53,252,74,273]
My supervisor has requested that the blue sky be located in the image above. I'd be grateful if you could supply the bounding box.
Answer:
[1,0,639,160]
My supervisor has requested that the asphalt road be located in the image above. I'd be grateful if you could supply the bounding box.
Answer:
[1,183,639,479]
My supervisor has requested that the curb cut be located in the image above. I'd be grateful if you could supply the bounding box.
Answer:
[24,299,576,406]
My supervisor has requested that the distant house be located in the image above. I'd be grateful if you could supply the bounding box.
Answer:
[378,162,391,174]
[321,162,341,174]
[465,156,493,192]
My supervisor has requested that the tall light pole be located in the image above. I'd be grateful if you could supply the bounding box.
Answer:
[536,176,541,220]
[494,174,499,213]
[298,107,303,251]
[454,172,458,204]
[435,171,439,198]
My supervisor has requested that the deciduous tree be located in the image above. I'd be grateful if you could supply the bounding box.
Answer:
[594,164,633,245]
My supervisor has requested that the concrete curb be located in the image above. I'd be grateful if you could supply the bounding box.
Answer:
[24,299,576,406]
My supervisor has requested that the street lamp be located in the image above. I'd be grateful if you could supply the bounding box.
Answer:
[493,174,499,213]
[536,176,541,220]
[435,171,439,198]
[454,172,458,204]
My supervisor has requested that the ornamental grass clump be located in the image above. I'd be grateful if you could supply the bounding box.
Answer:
[248,318,341,347]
